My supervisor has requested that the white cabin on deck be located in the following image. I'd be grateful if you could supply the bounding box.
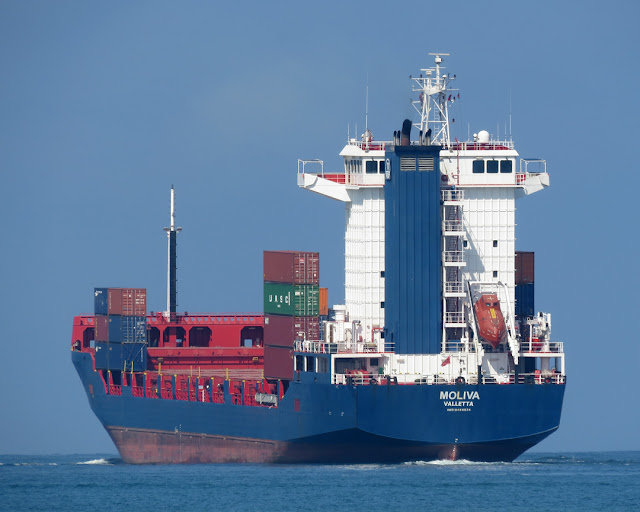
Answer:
[295,54,564,387]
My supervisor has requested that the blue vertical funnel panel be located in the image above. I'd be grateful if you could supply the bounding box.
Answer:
[384,145,442,354]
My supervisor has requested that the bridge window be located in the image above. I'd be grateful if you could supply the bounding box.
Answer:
[379,160,385,174]
[472,160,484,173]
[500,160,513,173]
[487,160,498,173]
[366,161,377,174]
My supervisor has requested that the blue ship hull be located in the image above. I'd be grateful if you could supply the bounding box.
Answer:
[73,352,565,463]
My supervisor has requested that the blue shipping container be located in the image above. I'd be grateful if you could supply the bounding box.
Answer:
[94,341,122,370]
[384,144,442,354]
[94,288,108,316]
[108,316,147,343]
[122,342,147,372]
[515,283,535,318]
[94,341,147,371]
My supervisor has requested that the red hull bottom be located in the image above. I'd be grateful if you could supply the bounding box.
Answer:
[106,426,547,464]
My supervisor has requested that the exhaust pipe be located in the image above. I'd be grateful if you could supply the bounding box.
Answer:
[401,119,411,146]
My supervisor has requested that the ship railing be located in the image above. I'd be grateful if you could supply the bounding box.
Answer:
[520,340,564,353]
[105,369,275,406]
[512,372,565,385]
[443,220,464,232]
[332,371,565,386]
[442,189,464,202]
[444,251,464,262]
[294,339,395,354]
[146,313,263,325]
[444,312,464,324]
[332,373,483,386]
[346,140,389,151]
[444,282,464,294]
[447,140,515,151]
[444,340,475,352]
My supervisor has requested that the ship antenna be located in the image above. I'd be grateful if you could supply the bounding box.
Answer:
[163,185,182,320]
[411,52,456,148]
[365,76,369,133]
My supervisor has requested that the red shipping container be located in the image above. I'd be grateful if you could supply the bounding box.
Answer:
[264,345,294,380]
[264,251,319,285]
[265,315,320,346]
[95,315,109,342]
[264,315,294,347]
[107,288,147,316]
[515,252,535,284]
[121,288,147,316]
[293,316,320,341]
[107,289,123,315]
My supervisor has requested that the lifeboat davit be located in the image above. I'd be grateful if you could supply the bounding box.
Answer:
[473,293,506,349]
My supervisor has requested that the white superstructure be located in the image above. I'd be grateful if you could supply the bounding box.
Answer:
[296,54,564,387]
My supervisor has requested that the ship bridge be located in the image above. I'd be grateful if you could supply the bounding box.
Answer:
[296,53,563,389]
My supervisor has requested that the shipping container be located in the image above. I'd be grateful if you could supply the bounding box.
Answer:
[515,282,535,318]
[108,315,147,343]
[106,288,147,316]
[264,345,294,380]
[122,342,148,372]
[263,251,319,285]
[108,288,123,315]
[120,288,147,316]
[95,315,109,342]
[264,315,295,346]
[293,316,320,342]
[264,314,319,345]
[94,341,147,371]
[94,288,108,316]
[319,287,329,316]
[515,251,535,284]
[94,341,122,370]
[264,283,319,317]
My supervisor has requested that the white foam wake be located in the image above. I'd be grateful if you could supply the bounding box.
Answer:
[76,458,112,465]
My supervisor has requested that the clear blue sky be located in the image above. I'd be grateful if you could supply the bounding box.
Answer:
[1,0,638,454]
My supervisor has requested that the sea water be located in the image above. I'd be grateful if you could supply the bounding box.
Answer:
[1,452,638,511]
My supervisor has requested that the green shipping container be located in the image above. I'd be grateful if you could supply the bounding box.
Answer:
[264,283,319,316]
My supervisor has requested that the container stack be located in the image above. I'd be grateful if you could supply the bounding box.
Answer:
[263,251,319,380]
[94,288,148,372]
[515,252,534,319]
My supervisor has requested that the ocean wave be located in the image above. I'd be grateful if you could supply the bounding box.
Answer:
[521,452,640,466]
[406,459,505,466]
[76,458,113,465]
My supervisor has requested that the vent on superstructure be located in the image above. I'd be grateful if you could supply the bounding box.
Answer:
[400,157,416,171]
[418,157,434,171]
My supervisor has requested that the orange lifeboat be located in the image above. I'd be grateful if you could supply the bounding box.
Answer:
[473,293,506,349]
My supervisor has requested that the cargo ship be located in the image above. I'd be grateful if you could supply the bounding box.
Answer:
[71,54,566,463]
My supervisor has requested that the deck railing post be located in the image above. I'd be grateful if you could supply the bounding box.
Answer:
[223,380,230,404]
[172,375,176,400]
